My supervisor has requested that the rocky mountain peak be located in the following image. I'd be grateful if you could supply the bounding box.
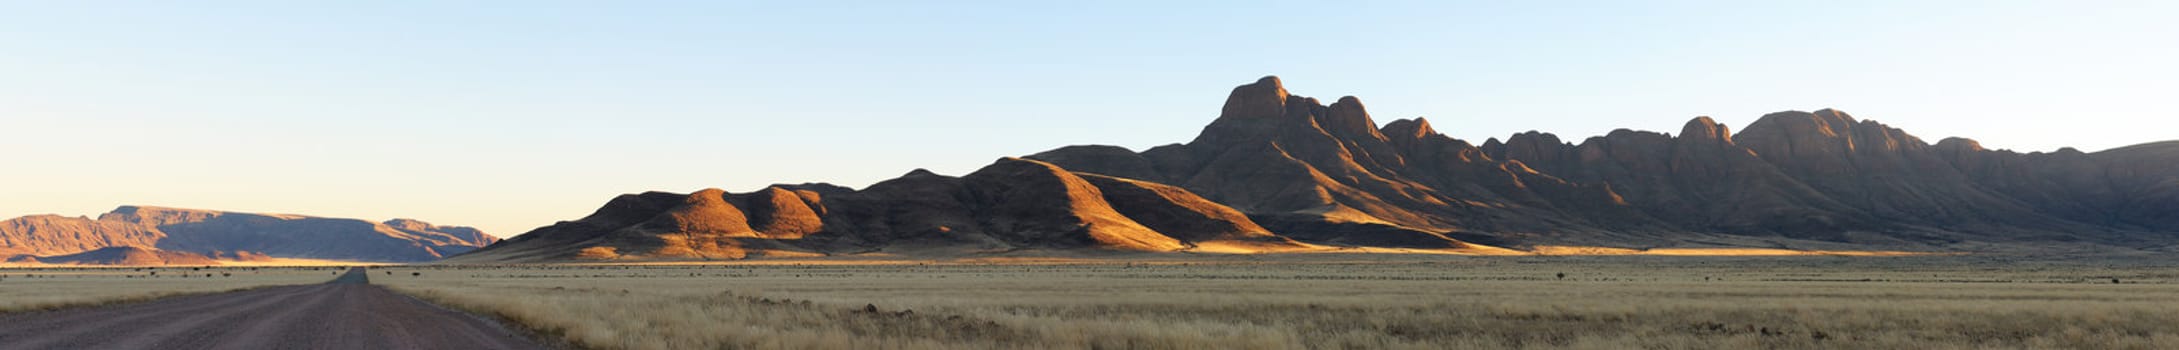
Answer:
[644,188,755,235]
[1934,137,1986,153]
[741,187,825,239]
[1502,131,1570,164]
[1322,96,1382,140]
[452,76,2179,262]
[1814,108,1857,123]
[1219,76,1290,120]
[1380,118,1438,141]
[1678,117,1732,141]
[1480,137,1507,158]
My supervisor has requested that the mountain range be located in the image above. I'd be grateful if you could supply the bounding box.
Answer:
[2,206,498,264]
[452,76,2179,262]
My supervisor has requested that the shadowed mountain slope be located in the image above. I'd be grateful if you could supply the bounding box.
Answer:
[1029,77,2179,250]
[459,76,2178,262]
[448,158,1313,263]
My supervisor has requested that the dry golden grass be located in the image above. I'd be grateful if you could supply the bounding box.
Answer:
[0,266,351,313]
[206,258,398,267]
[381,255,2179,350]
[1526,245,1934,256]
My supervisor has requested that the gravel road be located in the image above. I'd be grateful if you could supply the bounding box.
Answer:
[0,268,543,350]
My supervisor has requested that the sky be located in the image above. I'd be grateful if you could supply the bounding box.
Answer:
[2,1,2173,237]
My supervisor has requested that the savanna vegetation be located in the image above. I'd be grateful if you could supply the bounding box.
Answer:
[0,266,349,313]
[376,255,2179,350]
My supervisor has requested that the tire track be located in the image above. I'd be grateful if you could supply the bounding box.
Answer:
[0,268,544,350]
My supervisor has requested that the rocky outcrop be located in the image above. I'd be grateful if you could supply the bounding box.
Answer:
[0,207,497,264]
[1934,140,2179,233]
[961,158,1184,251]
[460,76,2179,262]
[1038,76,1663,246]
[1729,110,2081,237]
[451,158,1316,263]
[1031,76,2179,250]
[739,187,827,239]
[1074,174,1286,244]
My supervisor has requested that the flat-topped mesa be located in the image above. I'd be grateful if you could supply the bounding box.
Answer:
[101,205,225,226]
[0,215,165,257]
[7,206,495,263]
[1219,76,1290,120]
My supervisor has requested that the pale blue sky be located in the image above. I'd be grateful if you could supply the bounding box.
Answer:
[2,1,2172,237]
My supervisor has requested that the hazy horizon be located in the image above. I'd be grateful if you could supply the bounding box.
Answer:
[5,1,2174,237]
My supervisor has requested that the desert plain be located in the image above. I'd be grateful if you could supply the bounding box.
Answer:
[8,254,2174,350]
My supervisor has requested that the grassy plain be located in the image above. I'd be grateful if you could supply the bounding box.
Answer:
[376,255,2179,350]
[0,266,349,313]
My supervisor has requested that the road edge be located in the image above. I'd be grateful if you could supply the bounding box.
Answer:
[378,285,585,350]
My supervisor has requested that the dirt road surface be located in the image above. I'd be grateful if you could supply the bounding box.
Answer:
[0,268,543,350]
